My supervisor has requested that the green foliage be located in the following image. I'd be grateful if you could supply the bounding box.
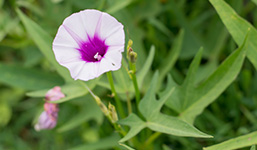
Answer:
[210,0,257,70]
[158,29,184,90]
[204,131,257,150]
[70,133,120,150]
[0,63,64,90]
[119,72,212,142]
[57,97,103,132]
[251,145,256,150]
[119,143,135,150]
[16,9,73,82]
[106,0,134,14]
[165,40,247,124]
[0,102,11,127]
[1,0,257,149]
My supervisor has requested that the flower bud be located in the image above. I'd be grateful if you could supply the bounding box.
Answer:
[127,39,133,50]
[35,102,59,131]
[108,103,118,123]
[44,103,59,117]
[94,96,109,116]
[126,40,137,64]
[128,51,137,63]
[34,111,58,131]
[45,86,65,101]
[35,86,65,131]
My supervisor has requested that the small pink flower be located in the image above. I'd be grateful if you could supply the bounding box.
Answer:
[52,9,125,81]
[35,87,64,131]
[34,111,57,131]
[44,103,59,118]
[45,86,65,101]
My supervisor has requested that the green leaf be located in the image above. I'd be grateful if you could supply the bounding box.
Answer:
[118,114,146,142]
[165,36,247,124]
[164,48,203,113]
[70,133,120,150]
[27,79,98,103]
[0,102,12,128]
[169,0,205,59]
[16,1,44,16]
[119,72,212,142]
[162,145,173,150]
[210,0,257,70]
[0,63,64,90]
[0,0,3,8]
[0,12,19,42]
[158,29,184,90]
[203,131,257,150]
[252,0,257,6]
[57,97,103,132]
[22,47,43,67]
[137,46,155,88]
[0,88,24,106]
[16,9,73,82]
[251,145,256,150]
[148,18,174,38]
[119,143,135,150]
[113,60,131,93]
[106,0,134,14]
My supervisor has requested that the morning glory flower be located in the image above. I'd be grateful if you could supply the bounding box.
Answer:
[53,9,125,81]
[34,86,64,131]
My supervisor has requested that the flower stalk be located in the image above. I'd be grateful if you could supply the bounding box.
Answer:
[127,40,141,107]
[126,91,132,114]
[84,84,126,137]
[106,71,126,119]
[143,132,162,148]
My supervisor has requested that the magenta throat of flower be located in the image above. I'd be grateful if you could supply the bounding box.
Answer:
[77,34,108,62]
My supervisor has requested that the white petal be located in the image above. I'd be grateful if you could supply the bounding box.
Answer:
[75,49,122,81]
[99,13,125,47]
[95,50,122,76]
[53,25,80,50]
[53,44,81,64]
[98,12,124,44]
[79,9,103,38]
[107,45,124,52]
[75,63,99,81]
[104,26,125,47]
[61,11,89,42]
[60,61,85,80]
[97,57,121,76]
[104,50,123,67]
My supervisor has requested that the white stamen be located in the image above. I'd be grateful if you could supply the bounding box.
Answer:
[94,52,102,60]
[94,52,99,59]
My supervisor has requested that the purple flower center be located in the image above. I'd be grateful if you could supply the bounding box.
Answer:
[77,35,108,62]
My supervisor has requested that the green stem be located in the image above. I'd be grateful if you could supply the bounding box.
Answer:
[126,92,132,114]
[129,62,140,106]
[84,84,126,137]
[106,71,126,118]
[143,132,162,148]
[107,115,126,137]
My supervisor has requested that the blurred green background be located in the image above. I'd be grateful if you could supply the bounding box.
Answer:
[0,0,257,149]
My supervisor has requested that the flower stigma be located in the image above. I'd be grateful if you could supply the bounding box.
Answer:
[94,52,102,61]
